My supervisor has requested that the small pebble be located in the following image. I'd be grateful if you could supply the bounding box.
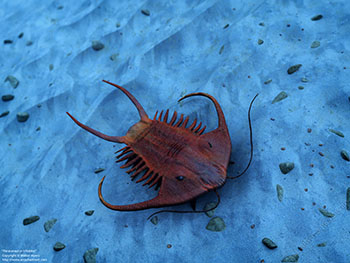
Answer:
[250,224,255,229]
[18,32,24,38]
[318,208,334,218]
[53,242,65,251]
[287,64,302,74]
[85,210,94,216]
[281,254,299,262]
[4,39,13,44]
[92,41,104,51]
[298,86,304,90]
[262,238,278,249]
[272,91,288,104]
[110,53,119,61]
[329,129,344,137]
[83,248,99,263]
[44,218,57,232]
[5,75,19,88]
[276,184,283,202]
[223,24,229,29]
[317,242,326,247]
[346,187,350,211]
[116,23,121,28]
[57,5,64,10]
[0,111,10,118]
[340,150,349,161]
[167,244,172,248]
[17,112,30,122]
[36,126,41,131]
[258,39,264,45]
[206,217,226,232]
[150,216,158,225]
[319,152,324,157]
[297,247,303,251]
[301,77,309,82]
[23,216,40,225]
[259,22,265,26]
[311,14,323,21]
[2,94,14,101]
[141,9,150,16]
[279,162,294,174]
[204,202,217,217]
[311,41,320,48]
[264,79,272,84]
[26,40,33,46]
[49,64,54,71]
[219,45,225,55]
[94,168,105,174]
[307,128,312,133]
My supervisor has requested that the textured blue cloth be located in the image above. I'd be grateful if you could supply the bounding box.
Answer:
[1,0,349,262]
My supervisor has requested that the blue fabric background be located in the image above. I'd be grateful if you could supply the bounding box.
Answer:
[1,0,349,262]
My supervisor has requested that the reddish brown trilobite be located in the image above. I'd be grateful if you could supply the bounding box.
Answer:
[67,80,232,212]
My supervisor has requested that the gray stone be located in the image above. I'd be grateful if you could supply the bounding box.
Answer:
[53,242,65,251]
[206,217,226,232]
[272,91,288,104]
[279,162,294,174]
[5,75,19,88]
[44,218,57,232]
[262,237,278,249]
[83,248,99,263]
[23,216,40,225]
[17,112,29,122]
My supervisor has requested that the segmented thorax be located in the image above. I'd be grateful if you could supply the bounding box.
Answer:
[115,109,226,192]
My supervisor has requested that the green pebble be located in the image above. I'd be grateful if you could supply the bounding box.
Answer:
[44,218,57,232]
[287,64,302,74]
[85,210,94,216]
[317,242,326,247]
[281,254,299,262]
[258,39,264,45]
[329,129,344,137]
[276,184,284,202]
[318,208,334,218]
[219,45,224,55]
[272,91,288,104]
[206,217,226,232]
[279,162,294,174]
[92,41,104,51]
[311,41,320,48]
[5,75,19,88]
[298,86,304,90]
[83,248,99,263]
[150,216,158,225]
[0,111,10,118]
[262,237,278,249]
[264,79,272,84]
[17,112,30,122]
[141,9,150,16]
[53,242,66,251]
[204,202,217,217]
[2,95,14,101]
[340,150,349,162]
[23,216,40,225]
[311,14,323,21]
